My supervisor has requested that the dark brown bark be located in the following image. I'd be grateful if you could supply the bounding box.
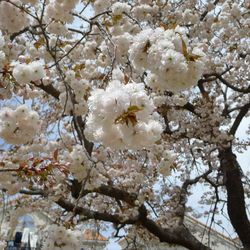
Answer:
[138,205,210,250]
[57,197,138,225]
[68,180,211,250]
[70,180,137,205]
[229,102,250,135]
[38,83,60,100]
[219,148,250,249]
[56,195,211,250]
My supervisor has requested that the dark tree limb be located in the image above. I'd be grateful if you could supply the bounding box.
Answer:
[9,24,43,41]
[56,196,211,250]
[56,197,138,225]
[201,67,250,94]
[70,179,137,206]
[37,82,60,100]
[216,75,250,94]
[139,205,211,250]
[229,102,250,135]
[69,180,211,249]
[182,102,199,116]
[18,178,212,249]
[73,116,93,156]
[219,148,250,249]
[19,189,47,196]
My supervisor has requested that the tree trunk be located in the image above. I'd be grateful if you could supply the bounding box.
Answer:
[219,148,250,249]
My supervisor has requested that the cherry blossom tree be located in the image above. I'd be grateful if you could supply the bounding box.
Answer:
[0,0,249,249]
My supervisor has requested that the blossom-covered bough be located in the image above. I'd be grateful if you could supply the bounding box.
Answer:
[0,0,249,249]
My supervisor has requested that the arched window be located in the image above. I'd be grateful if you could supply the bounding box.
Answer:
[17,215,36,231]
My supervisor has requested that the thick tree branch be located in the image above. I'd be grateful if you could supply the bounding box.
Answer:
[216,75,250,94]
[70,179,137,206]
[10,24,42,41]
[219,148,250,249]
[56,195,211,250]
[20,177,212,249]
[69,180,211,249]
[201,67,250,94]
[19,189,47,196]
[72,116,94,156]
[37,82,60,100]
[138,205,210,250]
[182,102,199,116]
[229,102,250,135]
[56,197,138,225]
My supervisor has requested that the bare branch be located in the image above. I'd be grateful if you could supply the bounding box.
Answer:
[229,102,250,135]
[56,197,138,225]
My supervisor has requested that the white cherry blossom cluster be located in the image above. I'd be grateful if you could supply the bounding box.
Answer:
[0,172,22,195]
[111,2,131,15]
[66,145,91,181]
[13,61,45,85]
[149,144,178,176]
[85,74,164,149]
[41,225,83,250]
[45,0,79,23]
[132,4,159,21]
[129,27,205,92]
[93,0,112,15]
[47,21,68,36]
[182,9,199,24]
[158,150,177,176]
[0,105,40,145]
[112,33,133,63]
[0,0,29,33]
[58,71,89,116]
[81,41,98,60]
[98,32,133,65]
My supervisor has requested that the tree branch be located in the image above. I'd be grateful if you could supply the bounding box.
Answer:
[229,102,250,135]
[219,148,250,249]
[177,168,213,222]
[138,205,211,250]
[56,195,211,250]
[69,180,211,249]
[216,75,250,94]
[37,82,60,100]
[70,179,137,206]
[19,189,47,196]
[56,197,138,225]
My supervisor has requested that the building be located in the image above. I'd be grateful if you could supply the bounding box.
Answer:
[0,197,108,250]
[80,229,108,250]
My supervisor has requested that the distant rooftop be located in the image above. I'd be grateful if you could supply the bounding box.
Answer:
[83,229,108,242]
